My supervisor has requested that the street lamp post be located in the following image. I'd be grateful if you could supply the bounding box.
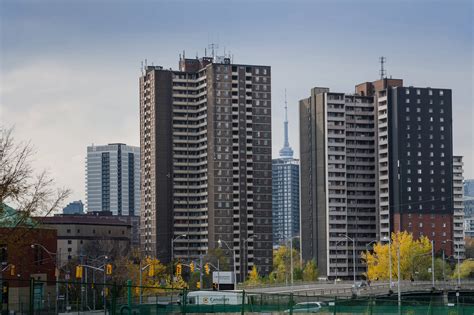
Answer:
[334,240,345,284]
[288,235,300,286]
[443,239,461,288]
[139,262,152,304]
[383,236,393,288]
[218,239,236,290]
[31,244,59,315]
[444,239,461,305]
[339,234,356,285]
[171,234,187,262]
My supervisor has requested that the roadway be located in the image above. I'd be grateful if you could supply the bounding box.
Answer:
[244,281,474,297]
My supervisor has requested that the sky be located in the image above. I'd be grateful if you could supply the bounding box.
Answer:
[1,0,473,203]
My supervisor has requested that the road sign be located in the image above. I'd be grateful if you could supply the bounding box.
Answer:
[212,271,234,284]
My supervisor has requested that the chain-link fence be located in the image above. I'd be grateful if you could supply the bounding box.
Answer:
[2,278,474,314]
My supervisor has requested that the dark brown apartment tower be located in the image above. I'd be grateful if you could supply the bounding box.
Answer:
[357,78,463,258]
[299,78,464,279]
[139,55,273,281]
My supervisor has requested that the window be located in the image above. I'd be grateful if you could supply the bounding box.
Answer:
[406,107,410,112]
[416,107,421,113]
[68,240,72,245]
[429,90,433,96]
[416,89,420,95]
[407,187,412,192]
[439,90,444,96]
[67,229,71,233]
[406,98,410,103]
[0,245,7,265]
[418,187,422,192]
[406,89,410,95]
[419,222,423,227]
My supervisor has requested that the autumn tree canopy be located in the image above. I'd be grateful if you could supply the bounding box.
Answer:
[363,231,432,281]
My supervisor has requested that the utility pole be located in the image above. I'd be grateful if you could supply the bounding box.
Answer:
[199,255,203,289]
[431,240,435,289]
[290,237,294,286]
[397,245,401,308]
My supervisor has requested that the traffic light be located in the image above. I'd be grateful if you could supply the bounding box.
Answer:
[10,264,15,276]
[196,281,200,289]
[75,265,83,279]
[106,264,112,275]
[176,263,182,276]
[148,264,154,277]
[190,261,195,273]
[204,263,210,275]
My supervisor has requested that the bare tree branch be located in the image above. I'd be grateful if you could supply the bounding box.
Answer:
[0,127,71,236]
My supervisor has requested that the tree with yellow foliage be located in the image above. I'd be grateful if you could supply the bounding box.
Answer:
[269,245,301,283]
[124,257,170,296]
[363,231,432,281]
[247,265,261,285]
[452,259,474,279]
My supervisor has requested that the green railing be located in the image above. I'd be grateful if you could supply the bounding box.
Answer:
[3,277,474,314]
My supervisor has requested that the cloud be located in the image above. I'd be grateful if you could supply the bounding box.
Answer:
[1,60,140,201]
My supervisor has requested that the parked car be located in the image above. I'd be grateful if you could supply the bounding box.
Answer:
[352,281,368,289]
[285,301,327,313]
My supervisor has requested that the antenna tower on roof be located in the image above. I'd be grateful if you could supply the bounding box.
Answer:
[379,56,387,80]
[208,43,219,58]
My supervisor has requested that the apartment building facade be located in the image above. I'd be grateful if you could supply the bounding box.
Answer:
[356,79,458,257]
[453,156,465,258]
[86,143,140,216]
[139,55,273,279]
[299,88,377,278]
[300,78,464,278]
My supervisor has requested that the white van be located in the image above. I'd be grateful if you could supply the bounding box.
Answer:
[182,291,246,305]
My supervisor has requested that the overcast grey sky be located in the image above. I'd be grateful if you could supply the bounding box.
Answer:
[1,0,472,202]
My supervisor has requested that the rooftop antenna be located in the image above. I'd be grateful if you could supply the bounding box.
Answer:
[209,43,218,58]
[141,61,144,75]
[379,56,386,80]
